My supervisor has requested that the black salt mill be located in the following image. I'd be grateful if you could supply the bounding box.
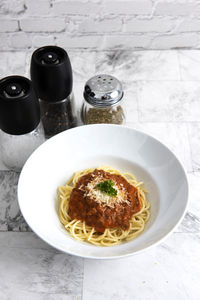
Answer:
[0,75,45,171]
[30,46,76,138]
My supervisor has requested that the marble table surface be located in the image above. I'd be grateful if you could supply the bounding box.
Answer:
[0,49,200,300]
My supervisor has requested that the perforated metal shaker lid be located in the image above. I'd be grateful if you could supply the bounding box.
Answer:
[83,74,123,107]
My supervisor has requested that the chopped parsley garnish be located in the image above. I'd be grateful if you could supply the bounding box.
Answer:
[96,180,117,197]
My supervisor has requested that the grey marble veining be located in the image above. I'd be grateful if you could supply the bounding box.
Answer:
[94,50,180,81]
[177,171,200,233]
[137,80,200,122]
[178,50,200,81]
[177,212,200,233]
[187,123,200,172]
[0,232,83,300]
[83,233,200,300]
[68,50,96,83]
[0,52,27,79]
[0,171,30,232]
[187,172,200,213]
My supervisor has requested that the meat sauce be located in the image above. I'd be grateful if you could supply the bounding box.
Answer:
[68,169,142,233]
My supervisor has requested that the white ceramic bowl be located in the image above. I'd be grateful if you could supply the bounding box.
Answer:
[18,124,188,259]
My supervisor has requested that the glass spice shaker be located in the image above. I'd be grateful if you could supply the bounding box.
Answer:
[81,74,125,125]
[0,76,45,172]
[31,45,76,138]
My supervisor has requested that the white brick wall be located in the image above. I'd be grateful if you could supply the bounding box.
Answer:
[1,0,200,50]
[20,18,66,32]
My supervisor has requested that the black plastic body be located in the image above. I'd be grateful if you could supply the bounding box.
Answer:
[30,45,73,102]
[0,76,40,135]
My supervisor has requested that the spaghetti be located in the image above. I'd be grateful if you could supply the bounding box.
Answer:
[58,166,150,247]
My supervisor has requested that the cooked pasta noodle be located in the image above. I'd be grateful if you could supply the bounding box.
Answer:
[58,166,150,246]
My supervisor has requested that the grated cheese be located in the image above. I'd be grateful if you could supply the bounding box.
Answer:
[84,175,130,207]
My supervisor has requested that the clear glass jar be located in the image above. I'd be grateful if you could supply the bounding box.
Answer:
[82,101,125,125]
[0,122,45,172]
[81,74,125,125]
[39,93,76,138]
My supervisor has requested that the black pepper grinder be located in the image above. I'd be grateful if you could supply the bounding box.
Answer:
[30,45,76,138]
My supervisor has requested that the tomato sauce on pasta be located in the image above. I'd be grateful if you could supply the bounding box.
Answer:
[68,169,142,233]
